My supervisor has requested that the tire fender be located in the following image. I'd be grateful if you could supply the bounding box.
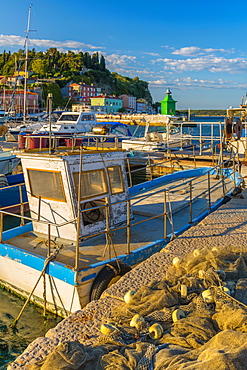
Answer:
[90,261,131,301]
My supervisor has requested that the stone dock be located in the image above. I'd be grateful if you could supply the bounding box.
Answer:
[8,185,247,369]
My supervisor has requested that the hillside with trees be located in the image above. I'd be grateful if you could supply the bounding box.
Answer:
[178,109,227,116]
[0,48,153,108]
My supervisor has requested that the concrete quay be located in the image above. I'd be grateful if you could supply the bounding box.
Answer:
[8,187,247,369]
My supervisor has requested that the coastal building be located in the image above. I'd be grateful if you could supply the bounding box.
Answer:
[119,94,137,112]
[136,98,147,113]
[0,89,39,114]
[68,83,97,104]
[160,89,177,115]
[90,95,123,113]
[0,76,8,85]
[14,70,34,79]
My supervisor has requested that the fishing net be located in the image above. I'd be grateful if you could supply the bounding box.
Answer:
[29,245,247,370]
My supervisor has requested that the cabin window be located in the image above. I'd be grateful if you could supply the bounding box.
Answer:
[27,169,66,201]
[73,169,108,200]
[58,114,78,122]
[81,114,95,121]
[107,166,124,194]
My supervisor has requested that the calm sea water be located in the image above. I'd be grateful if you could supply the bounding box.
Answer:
[0,115,226,368]
[182,115,225,135]
[0,288,62,369]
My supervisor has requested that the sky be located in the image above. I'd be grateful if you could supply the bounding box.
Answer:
[1,0,247,109]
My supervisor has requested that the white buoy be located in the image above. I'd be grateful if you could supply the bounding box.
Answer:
[180,284,187,298]
[130,314,145,329]
[193,249,200,257]
[149,323,163,339]
[100,323,116,335]
[124,290,136,304]
[173,257,180,267]
[172,309,185,322]
[202,289,214,303]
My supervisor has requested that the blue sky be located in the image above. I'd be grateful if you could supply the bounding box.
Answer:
[1,0,247,109]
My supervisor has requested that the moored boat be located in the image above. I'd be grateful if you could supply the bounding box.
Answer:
[0,145,241,317]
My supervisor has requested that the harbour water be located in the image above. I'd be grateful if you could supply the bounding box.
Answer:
[0,115,228,368]
[0,288,62,369]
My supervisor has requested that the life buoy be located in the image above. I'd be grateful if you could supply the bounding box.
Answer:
[90,261,131,301]
[233,118,243,140]
[224,118,233,139]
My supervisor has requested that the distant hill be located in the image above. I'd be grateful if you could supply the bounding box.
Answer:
[178,109,227,116]
[0,48,153,108]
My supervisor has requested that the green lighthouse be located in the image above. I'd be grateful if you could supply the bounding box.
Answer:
[160,89,177,115]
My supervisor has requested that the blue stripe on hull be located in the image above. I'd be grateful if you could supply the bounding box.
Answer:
[129,167,212,196]
[0,241,76,285]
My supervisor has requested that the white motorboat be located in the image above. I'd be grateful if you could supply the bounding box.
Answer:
[122,122,192,151]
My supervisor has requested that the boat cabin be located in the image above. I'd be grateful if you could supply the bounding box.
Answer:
[38,111,98,134]
[17,149,129,242]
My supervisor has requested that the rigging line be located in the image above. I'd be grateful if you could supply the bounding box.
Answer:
[10,252,58,328]
[69,286,76,314]
[167,190,175,239]
[48,274,59,316]
[6,4,36,119]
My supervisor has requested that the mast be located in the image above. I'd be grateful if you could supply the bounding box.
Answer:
[23,5,32,122]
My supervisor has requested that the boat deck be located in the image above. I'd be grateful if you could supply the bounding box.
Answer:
[5,174,233,270]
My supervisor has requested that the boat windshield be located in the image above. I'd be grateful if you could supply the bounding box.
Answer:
[110,124,129,136]
[80,114,96,121]
[58,114,79,122]
[147,125,180,134]
[130,124,180,138]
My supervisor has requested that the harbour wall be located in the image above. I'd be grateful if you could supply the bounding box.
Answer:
[8,187,247,369]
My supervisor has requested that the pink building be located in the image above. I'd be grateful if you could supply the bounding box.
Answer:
[119,94,136,112]
[0,89,39,114]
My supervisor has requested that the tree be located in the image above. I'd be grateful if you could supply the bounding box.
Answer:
[99,55,106,71]
[31,59,47,77]
[42,82,64,108]
[84,52,91,69]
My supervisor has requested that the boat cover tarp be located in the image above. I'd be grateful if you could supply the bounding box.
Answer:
[29,245,247,369]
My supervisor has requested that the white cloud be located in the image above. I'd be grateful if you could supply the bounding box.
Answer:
[0,34,104,50]
[172,46,234,56]
[151,57,247,73]
[148,76,243,90]
[142,52,160,56]
[105,54,136,67]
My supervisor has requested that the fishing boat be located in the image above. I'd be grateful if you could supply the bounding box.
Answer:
[0,143,241,317]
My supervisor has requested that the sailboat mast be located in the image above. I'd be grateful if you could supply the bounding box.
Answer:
[23,5,32,122]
